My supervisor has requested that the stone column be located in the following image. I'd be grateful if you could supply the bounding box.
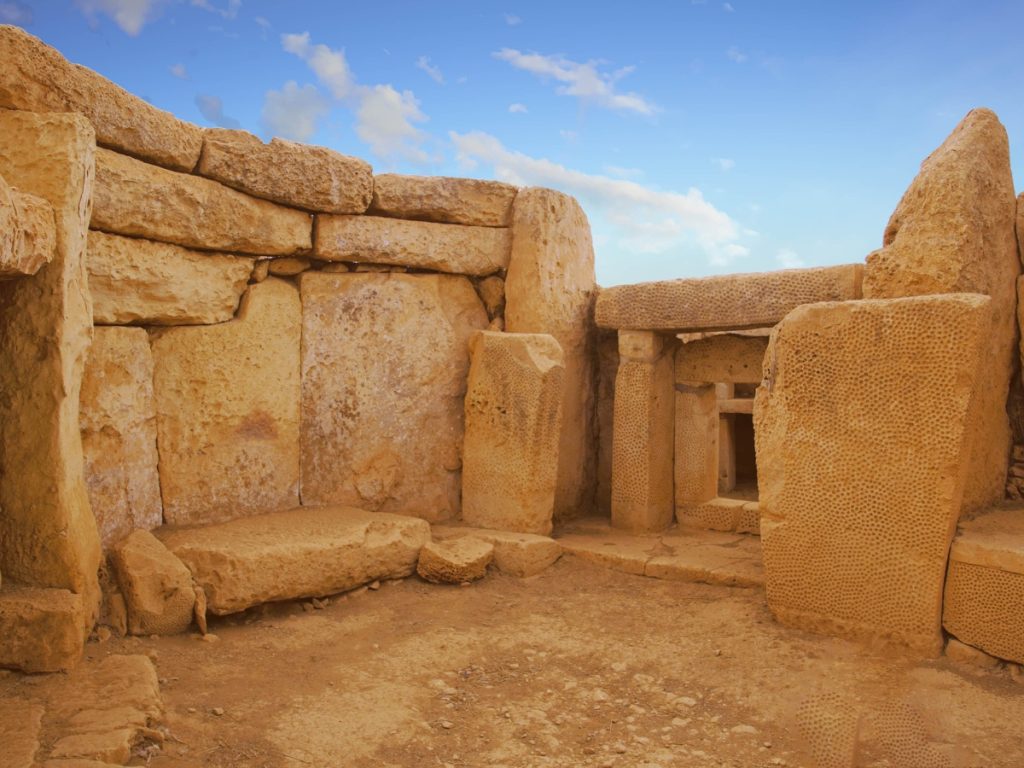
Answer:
[716,383,736,494]
[675,382,719,506]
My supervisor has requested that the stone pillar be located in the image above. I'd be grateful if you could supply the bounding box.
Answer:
[674,382,719,506]
[716,383,736,494]
[611,330,674,533]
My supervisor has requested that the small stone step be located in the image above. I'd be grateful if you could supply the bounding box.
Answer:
[156,505,430,615]
[431,526,562,577]
[0,585,85,673]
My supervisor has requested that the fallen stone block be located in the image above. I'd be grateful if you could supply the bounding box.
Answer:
[0,585,85,672]
[369,174,516,226]
[110,530,196,636]
[0,698,44,768]
[432,526,561,577]
[417,538,494,584]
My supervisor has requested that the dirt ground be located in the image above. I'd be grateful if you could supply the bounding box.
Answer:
[6,556,1024,768]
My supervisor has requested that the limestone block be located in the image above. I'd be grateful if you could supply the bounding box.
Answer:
[755,294,991,654]
[595,330,618,518]
[314,214,510,275]
[432,526,562,577]
[506,187,597,521]
[611,331,675,533]
[157,506,431,614]
[477,275,505,318]
[87,230,252,325]
[151,278,301,525]
[0,699,43,768]
[268,257,311,277]
[677,498,747,532]
[595,264,863,332]
[198,128,372,213]
[417,538,494,584]
[462,331,565,535]
[674,382,718,506]
[79,327,162,549]
[864,109,1019,514]
[0,174,55,278]
[0,111,101,620]
[0,586,85,672]
[0,26,202,171]
[369,174,517,226]
[299,272,487,521]
[92,148,312,256]
[110,530,195,636]
[675,334,769,384]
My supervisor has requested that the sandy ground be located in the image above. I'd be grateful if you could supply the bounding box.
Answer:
[5,556,1024,768]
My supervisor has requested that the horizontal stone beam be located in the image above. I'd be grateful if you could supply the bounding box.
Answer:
[675,333,769,384]
[596,264,863,332]
[718,398,754,414]
[369,174,517,227]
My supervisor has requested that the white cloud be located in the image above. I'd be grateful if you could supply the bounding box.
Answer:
[282,31,355,99]
[504,13,521,25]
[713,157,735,171]
[776,248,805,269]
[726,46,747,63]
[261,81,328,141]
[722,2,734,11]
[604,165,643,180]
[355,85,429,162]
[451,131,747,267]
[191,0,240,18]
[254,15,270,28]
[560,129,579,142]
[493,48,657,116]
[195,94,240,129]
[416,56,444,84]
[0,1,32,23]
[74,0,168,35]
[169,62,188,79]
[508,103,528,114]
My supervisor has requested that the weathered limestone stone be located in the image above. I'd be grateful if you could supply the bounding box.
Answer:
[157,506,431,614]
[87,230,252,325]
[611,331,675,533]
[595,264,863,332]
[0,26,203,171]
[79,327,162,549]
[268,257,311,276]
[674,382,718,506]
[0,173,55,278]
[432,526,562,577]
[477,275,505,318]
[506,187,597,521]
[314,214,510,275]
[755,294,991,654]
[675,334,769,384]
[864,109,1019,515]
[300,272,487,521]
[595,330,618,518]
[370,174,517,226]
[0,111,101,623]
[92,148,312,256]
[151,279,301,525]
[110,530,195,636]
[0,699,44,768]
[462,332,564,535]
[417,538,494,584]
[945,637,1001,669]
[251,259,271,282]
[198,129,372,213]
[0,586,85,672]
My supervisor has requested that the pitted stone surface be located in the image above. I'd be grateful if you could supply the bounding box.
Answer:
[595,331,618,518]
[110,530,195,636]
[675,334,769,384]
[0,177,55,278]
[431,526,562,577]
[417,538,494,584]
[369,174,517,226]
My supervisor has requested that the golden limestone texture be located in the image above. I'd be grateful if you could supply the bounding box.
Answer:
[675,333,769,384]
[80,327,162,550]
[0,586,85,672]
[674,382,718,506]
[0,25,202,171]
[0,172,55,278]
[369,174,517,226]
[314,214,510,275]
[151,279,301,525]
[0,700,43,767]
[417,538,494,584]
[87,230,253,325]
[595,264,863,332]
[505,187,597,521]
[300,272,488,521]
[462,331,566,535]
[0,111,101,618]
[198,129,372,213]
[92,147,311,256]
[755,294,991,653]
[864,109,1019,514]
[110,530,195,636]
[594,331,618,518]
[431,526,562,577]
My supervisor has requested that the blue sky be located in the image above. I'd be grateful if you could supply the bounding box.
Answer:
[5,0,1022,286]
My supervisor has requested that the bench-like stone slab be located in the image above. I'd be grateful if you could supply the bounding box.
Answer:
[0,585,85,672]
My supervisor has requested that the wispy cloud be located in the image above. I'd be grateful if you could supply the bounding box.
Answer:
[493,48,657,116]
[416,56,444,84]
[604,165,643,180]
[0,1,32,23]
[722,2,734,11]
[169,62,188,79]
[776,248,804,268]
[74,0,168,35]
[195,94,241,129]
[713,157,735,171]
[508,102,528,114]
[282,31,355,99]
[504,13,521,25]
[261,81,328,141]
[191,0,240,19]
[726,46,747,63]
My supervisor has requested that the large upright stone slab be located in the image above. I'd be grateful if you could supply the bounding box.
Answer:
[92,148,312,256]
[506,187,597,521]
[80,327,162,550]
[0,25,203,171]
[151,279,301,525]
[864,109,1019,514]
[462,331,565,535]
[595,331,618,518]
[0,111,101,621]
[369,174,517,226]
[755,294,991,654]
[300,272,487,521]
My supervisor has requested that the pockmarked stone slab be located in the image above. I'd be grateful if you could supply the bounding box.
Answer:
[87,230,253,325]
[595,264,863,332]
[417,538,494,584]
[151,278,301,525]
[0,585,85,672]
[755,294,991,654]
[111,530,195,636]
[675,334,769,384]
[198,129,372,213]
[0,25,203,171]
[157,506,431,614]
[369,174,517,226]
[92,148,312,256]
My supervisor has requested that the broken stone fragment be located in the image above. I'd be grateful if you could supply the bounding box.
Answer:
[432,526,562,577]
[417,538,494,584]
[369,174,517,227]
[0,173,55,278]
[110,530,196,636]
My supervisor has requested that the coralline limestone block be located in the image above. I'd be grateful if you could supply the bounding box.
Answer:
[92,148,311,256]
[432,526,562,577]
[79,327,162,549]
[595,331,619,518]
[462,331,565,535]
[674,382,718,506]
[314,214,510,275]
[300,272,487,522]
[417,538,494,584]
[864,109,1019,515]
[611,331,675,533]
[675,334,769,384]
[157,506,431,614]
[198,129,372,213]
[369,174,517,226]
[87,230,252,325]
[595,264,863,332]
[755,294,991,654]
[0,585,85,672]
[943,507,1024,664]
[0,25,202,171]
[0,174,55,278]
[110,530,195,636]
[151,279,301,525]
[505,187,598,521]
